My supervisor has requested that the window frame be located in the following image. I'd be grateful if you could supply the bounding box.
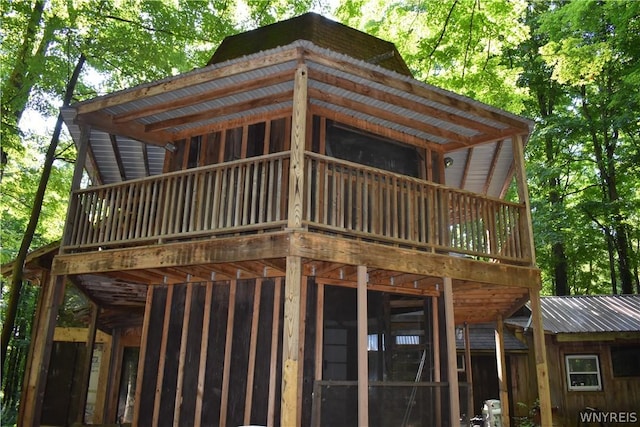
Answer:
[565,354,602,392]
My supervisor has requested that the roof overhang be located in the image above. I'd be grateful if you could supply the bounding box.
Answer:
[63,40,533,198]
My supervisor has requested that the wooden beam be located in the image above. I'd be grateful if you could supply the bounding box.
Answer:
[220,280,237,427]
[314,282,324,381]
[443,277,460,426]
[152,286,174,425]
[495,315,510,427]
[432,296,442,426]
[194,283,213,427]
[308,87,471,145]
[304,50,531,133]
[76,302,99,424]
[18,274,66,427]
[113,70,294,124]
[267,278,283,427]
[512,134,536,265]
[357,265,369,427]
[52,232,291,275]
[529,288,552,427]
[173,283,194,426]
[75,48,301,115]
[133,286,154,427]
[244,279,263,425]
[287,64,308,230]
[61,125,90,249]
[282,256,302,427]
[145,91,294,133]
[464,322,474,419]
[308,69,504,138]
[290,232,541,288]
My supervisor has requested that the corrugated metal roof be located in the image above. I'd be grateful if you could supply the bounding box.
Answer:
[528,295,640,334]
[62,15,533,198]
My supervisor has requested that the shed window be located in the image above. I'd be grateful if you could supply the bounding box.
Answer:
[565,355,602,391]
[611,345,640,377]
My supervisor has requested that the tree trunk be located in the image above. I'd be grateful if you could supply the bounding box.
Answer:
[0,53,86,369]
[1,0,46,125]
[581,85,635,294]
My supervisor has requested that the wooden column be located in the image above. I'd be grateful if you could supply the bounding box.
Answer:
[61,124,91,248]
[529,288,552,427]
[17,274,66,427]
[495,315,510,427]
[287,63,308,230]
[464,322,474,418]
[77,301,99,424]
[432,296,442,426]
[282,256,302,426]
[357,265,369,426]
[443,277,460,426]
[511,134,536,265]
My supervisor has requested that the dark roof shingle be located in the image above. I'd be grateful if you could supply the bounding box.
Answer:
[208,12,412,76]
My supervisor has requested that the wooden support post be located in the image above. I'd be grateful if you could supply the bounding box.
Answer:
[282,256,302,427]
[314,282,324,381]
[495,315,510,427]
[529,288,552,427]
[18,274,66,427]
[220,280,237,427]
[357,265,369,427]
[77,301,99,424]
[267,278,283,427]
[432,296,442,427]
[287,64,308,230]
[511,134,536,265]
[464,322,474,419]
[61,124,91,249]
[443,277,460,426]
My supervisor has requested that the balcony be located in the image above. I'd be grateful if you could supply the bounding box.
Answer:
[63,152,531,265]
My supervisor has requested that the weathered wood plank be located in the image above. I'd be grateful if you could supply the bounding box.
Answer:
[443,277,460,425]
[290,232,541,288]
[529,288,553,427]
[282,256,302,427]
[357,265,369,426]
[287,65,308,229]
[53,232,291,275]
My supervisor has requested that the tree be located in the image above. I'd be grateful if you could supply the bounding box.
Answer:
[1,1,329,419]
[336,0,530,113]
[539,0,640,294]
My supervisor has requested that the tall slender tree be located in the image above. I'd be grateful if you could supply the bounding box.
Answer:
[540,0,640,294]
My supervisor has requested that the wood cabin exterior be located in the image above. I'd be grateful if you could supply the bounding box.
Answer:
[508,295,640,426]
[16,13,553,427]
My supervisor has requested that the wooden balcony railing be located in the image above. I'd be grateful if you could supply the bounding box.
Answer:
[304,153,529,262]
[64,152,289,250]
[63,151,530,264]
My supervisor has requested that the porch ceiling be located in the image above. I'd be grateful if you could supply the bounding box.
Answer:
[70,256,530,328]
[63,40,533,199]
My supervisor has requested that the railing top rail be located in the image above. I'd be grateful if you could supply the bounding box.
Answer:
[74,150,291,194]
[306,151,523,208]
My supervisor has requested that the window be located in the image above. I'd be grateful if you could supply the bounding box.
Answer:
[565,355,602,391]
[611,345,640,377]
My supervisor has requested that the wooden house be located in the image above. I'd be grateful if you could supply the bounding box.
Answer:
[17,13,553,426]
[508,295,640,426]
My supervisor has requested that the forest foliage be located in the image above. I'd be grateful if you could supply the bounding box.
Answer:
[1,0,639,421]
